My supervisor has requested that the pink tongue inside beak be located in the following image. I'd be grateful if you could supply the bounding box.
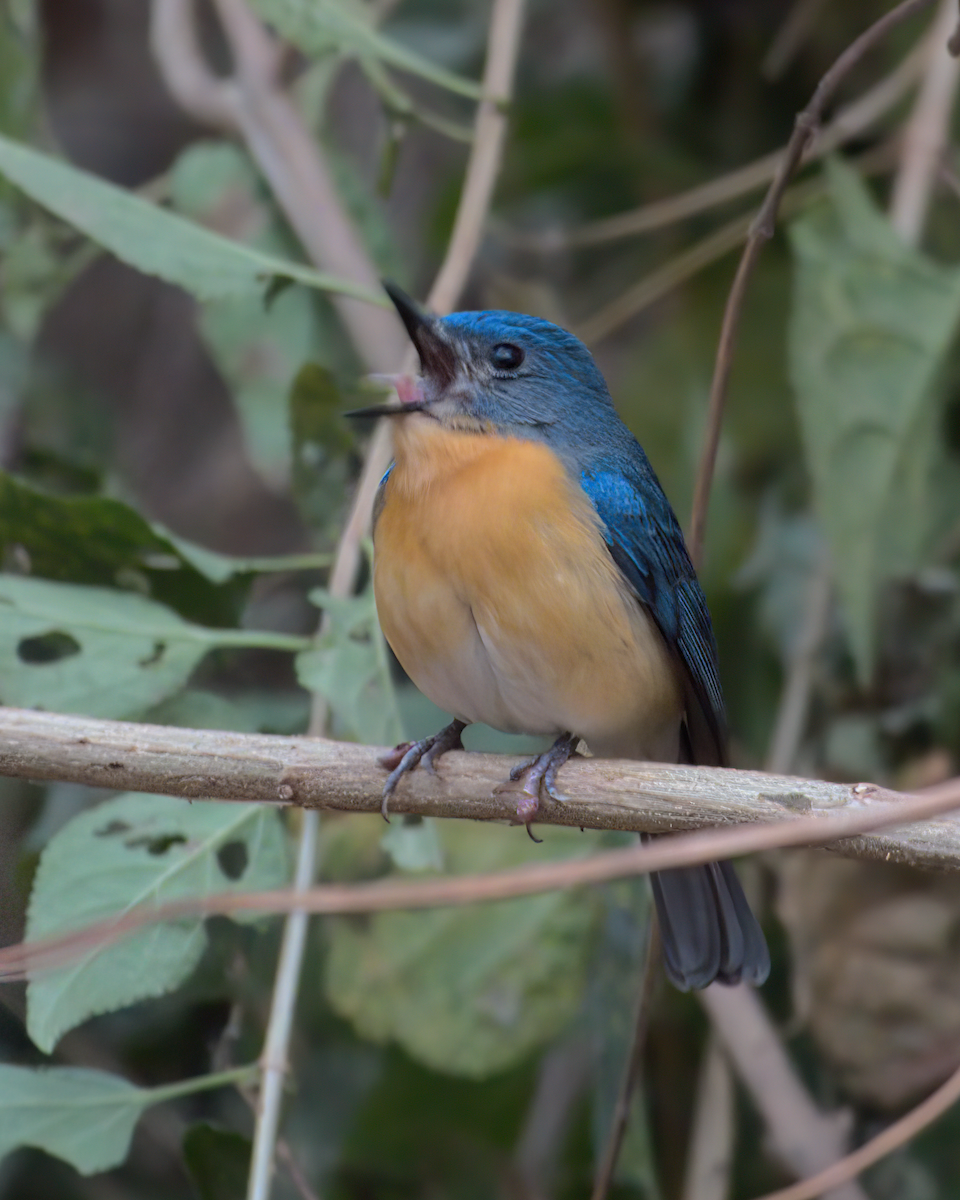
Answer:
[394,374,424,407]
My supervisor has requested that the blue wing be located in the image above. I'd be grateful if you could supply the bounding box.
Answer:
[580,460,727,766]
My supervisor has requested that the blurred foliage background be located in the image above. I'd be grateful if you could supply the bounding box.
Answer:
[3,0,960,1197]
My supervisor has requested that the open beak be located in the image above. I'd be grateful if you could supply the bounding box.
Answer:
[344,282,456,419]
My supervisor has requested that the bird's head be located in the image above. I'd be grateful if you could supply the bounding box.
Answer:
[348,284,617,446]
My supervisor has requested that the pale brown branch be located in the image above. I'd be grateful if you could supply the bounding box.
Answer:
[681,1034,735,1200]
[149,0,240,129]
[688,0,939,569]
[701,986,865,1200]
[765,553,833,777]
[426,0,525,315]
[5,757,960,986]
[890,0,960,241]
[4,708,960,869]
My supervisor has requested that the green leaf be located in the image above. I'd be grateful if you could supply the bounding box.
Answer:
[159,530,331,584]
[182,1123,252,1200]
[247,0,483,99]
[169,140,332,483]
[297,570,403,745]
[26,792,289,1052]
[0,1066,144,1175]
[324,822,597,1078]
[788,160,960,680]
[0,574,308,718]
[0,1,38,143]
[0,471,237,625]
[289,362,357,539]
[0,1064,257,1176]
[0,133,385,304]
[380,815,444,872]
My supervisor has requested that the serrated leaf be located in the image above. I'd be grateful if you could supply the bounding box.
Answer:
[0,573,308,718]
[324,822,597,1078]
[0,133,384,304]
[788,160,960,680]
[297,571,403,744]
[26,793,289,1052]
[0,1065,144,1174]
[247,0,482,99]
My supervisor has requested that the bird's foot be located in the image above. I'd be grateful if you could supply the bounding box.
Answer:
[507,733,579,842]
[378,719,467,820]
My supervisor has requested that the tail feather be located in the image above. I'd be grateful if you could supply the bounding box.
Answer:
[647,845,770,991]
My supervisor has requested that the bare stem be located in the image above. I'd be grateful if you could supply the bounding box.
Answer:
[681,1034,735,1200]
[701,986,865,1200]
[589,926,660,1200]
[245,811,320,1200]
[506,37,924,253]
[688,0,938,569]
[889,0,960,241]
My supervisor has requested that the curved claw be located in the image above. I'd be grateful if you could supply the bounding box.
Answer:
[378,719,467,820]
[508,733,579,835]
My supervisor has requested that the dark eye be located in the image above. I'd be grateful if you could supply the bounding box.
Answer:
[491,343,524,371]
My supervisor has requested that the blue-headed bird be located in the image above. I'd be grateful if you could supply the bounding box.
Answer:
[349,283,769,991]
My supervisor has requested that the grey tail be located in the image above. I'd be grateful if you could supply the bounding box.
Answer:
[647,847,770,991]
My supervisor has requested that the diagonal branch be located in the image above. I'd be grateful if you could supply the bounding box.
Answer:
[688,0,939,568]
[3,707,960,871]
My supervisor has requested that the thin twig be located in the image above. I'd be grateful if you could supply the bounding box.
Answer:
[245,811,320,1200]
[752,1059,960,1200]
[6,769,960,983]
[889,0,960,241]
[589,925,660,1200]
[687,0,938,568]
[503,38,924,253]
[577,142,896,346]
[765,553,833,777]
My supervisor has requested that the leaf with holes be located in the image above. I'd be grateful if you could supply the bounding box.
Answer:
[0,574,308,718]
[788,160,960,680]
[26,793,289,1052]
[0,132,384,304]
[0,471,239,626]
[296,573,403,745]
[324,821,597,1078]
[0,1066,145,1174]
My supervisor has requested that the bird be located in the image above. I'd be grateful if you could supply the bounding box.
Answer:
[347,282,770,991]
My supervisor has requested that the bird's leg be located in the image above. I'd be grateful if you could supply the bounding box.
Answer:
[509,732,580,840]
[378,719,467,820]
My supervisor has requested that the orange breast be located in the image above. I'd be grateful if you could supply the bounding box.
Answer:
[373,418,683,760]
